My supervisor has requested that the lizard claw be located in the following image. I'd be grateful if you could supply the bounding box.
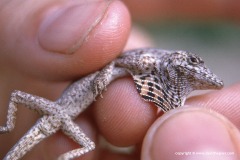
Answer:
[99,87,107,99]
[0,126,11,134]
[92,77,107,100]
[92,62,115,100]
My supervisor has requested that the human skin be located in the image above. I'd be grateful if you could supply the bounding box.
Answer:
[0,0,240,160]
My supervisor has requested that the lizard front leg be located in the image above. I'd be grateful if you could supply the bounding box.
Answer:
[92,62,129,98]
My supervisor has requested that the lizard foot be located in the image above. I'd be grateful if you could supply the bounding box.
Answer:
[92,74,107,100]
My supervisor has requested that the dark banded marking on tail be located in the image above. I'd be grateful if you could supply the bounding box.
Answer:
[133,74,172,112]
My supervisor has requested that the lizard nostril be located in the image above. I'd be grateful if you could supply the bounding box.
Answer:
[218,80,224,88]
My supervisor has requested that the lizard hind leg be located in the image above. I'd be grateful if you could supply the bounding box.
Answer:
[3,116,60,160]
[0,90,59,133]
[58,119,95,160]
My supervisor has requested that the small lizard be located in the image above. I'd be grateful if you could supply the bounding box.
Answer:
[0,48,223,160]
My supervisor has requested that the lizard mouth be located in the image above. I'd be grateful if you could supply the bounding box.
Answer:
[185,68,224,90]
[207,76,224,89]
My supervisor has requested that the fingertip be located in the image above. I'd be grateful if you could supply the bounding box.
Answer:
[93,78,157,146]
[2,0,131,81]
[46,0,131,79]
[187,83,240,129]
[142,107,240,160]
[72,0,131,74]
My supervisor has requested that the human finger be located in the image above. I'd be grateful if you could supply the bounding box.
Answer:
[187,83,240,129]
[142,107,240,160]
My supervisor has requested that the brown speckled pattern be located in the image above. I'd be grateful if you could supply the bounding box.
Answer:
[0,48,223,160]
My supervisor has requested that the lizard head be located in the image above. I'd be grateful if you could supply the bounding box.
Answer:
[118,48,224,111]
[163,51,224,91]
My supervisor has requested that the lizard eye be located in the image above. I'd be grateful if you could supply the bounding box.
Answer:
[188,56,200,65]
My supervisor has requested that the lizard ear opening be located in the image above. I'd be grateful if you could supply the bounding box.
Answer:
[132,74,169,112]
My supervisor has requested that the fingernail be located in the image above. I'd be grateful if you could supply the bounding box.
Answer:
[142,107,240,160]
[38,0,111,54]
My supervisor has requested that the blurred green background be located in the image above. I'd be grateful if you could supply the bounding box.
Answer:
[142,22,240,86]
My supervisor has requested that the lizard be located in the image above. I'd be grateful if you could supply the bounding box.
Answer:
[0,48,224,160]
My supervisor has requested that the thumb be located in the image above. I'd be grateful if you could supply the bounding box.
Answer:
[0,0,130,81]
[141,107,240,160]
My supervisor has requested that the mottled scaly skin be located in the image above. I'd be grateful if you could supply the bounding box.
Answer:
[113,49,223,111]
[0,48,223,160]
